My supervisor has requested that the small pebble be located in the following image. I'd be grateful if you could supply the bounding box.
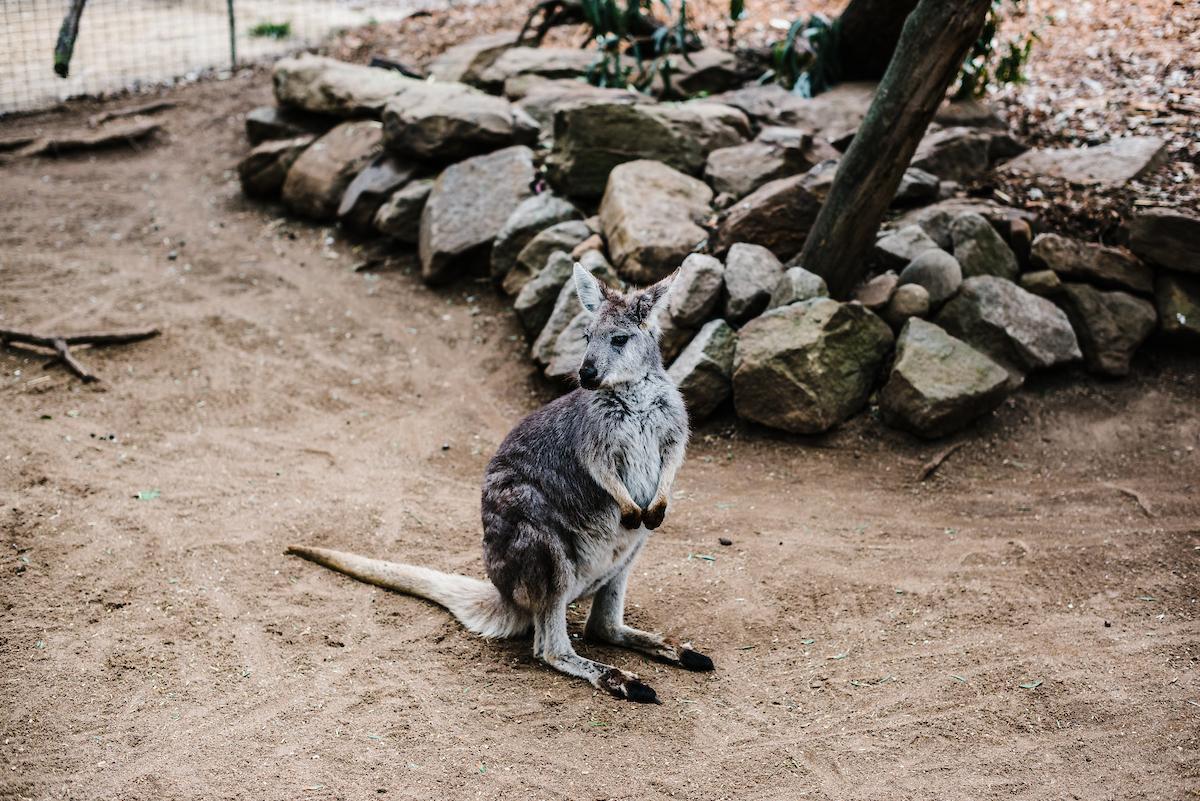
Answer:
[441,442,450,451]
[718,537,733,546]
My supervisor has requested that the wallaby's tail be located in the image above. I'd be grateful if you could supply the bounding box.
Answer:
[286,545,530,639]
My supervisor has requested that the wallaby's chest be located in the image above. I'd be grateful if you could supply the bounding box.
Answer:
[604,401,681,509]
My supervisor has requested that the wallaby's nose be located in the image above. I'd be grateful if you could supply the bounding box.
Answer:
[579,362,599,387]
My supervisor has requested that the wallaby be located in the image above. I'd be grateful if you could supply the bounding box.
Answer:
[288,263,712,703]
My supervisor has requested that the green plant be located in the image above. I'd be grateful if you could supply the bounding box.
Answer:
[579,0,700,94]
[765,13,841,97]
[249,20,292,39]
[954,0,1037,99]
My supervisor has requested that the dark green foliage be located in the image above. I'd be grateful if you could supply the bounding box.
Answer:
[249,20,291,39]
[580,0,699,93]
[954,1,1037,98]
[764,13,841,97]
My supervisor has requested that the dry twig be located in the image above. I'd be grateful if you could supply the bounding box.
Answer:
[0,327,160,383]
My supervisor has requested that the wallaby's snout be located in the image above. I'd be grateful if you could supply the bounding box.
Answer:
[579,360,600,390]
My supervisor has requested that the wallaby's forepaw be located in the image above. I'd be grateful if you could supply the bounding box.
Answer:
[599,667,660,704]
[619,505,643,530]
[679,647,715,672]
[642,499,667,530]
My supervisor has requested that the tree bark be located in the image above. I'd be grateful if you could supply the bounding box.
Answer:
[53,0,88,78]
[798,0,992,299]
[834,0,921,81]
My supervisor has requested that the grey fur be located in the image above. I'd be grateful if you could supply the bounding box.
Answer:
[288,266,712,703]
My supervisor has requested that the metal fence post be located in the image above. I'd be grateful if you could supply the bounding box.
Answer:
[227,0,237,68]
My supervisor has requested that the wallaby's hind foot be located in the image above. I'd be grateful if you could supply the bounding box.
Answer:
[536,602,661,704]
[586,622,715,672]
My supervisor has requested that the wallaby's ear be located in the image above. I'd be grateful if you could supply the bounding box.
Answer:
[573,262,605,314]
[634,269,677,322]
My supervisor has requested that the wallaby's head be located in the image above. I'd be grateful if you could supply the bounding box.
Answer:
[573,262,675,391]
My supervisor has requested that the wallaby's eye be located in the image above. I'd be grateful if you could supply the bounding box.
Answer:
[611,334,629,348]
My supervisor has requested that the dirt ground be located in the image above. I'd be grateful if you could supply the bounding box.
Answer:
[1,77,1198,801]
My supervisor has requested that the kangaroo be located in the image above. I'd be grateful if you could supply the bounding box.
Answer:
[288,263,712,703]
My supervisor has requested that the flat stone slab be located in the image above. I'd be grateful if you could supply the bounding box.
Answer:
[1002,136,1167,187]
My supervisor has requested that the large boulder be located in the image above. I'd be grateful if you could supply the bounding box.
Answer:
[337,154,423,230]
[767,266,827,309]
[732,299,894,434]
[1128,207,1200,274]
[1002,136,1167,187]
[545,311,592,383]
[490,193,580,283]
[950,212,1018,281]
[892,168,940,207]
[245,106,330,144]
[875,225,941,272]
[898,249,962,307]
[427,31,519,84]
[879,318,1009,438]
[1030,233,1153,294]
[1056,284,1157,377]
[709,82,876,144]
[547,101,749,198]
[910,127,992,181]
[891,198,1039,251]
[658,48,743,98]
[272,55,417,118]
[599,160,713,284]
[476,47,596,92]
[668,319,737,420]
[935,275,1081,386]
[237,135,313,198]
[1154,271,1200,345]
[512,79,648,130]
[514,250,576,335]
[668,253,725,327]
[373,178,433,243]
[281,121,383,220]
[505,220,592,295]
[724,243,785,324]
[382,83,535,162]
[705,127,839,198]
[418,145,536,285]
[713,166,826,259]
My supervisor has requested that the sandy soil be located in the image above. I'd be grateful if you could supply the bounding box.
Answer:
[1,77,1198,801]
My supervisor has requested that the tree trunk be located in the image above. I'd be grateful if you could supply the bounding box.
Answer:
[53,0,88,78]
[798,0,992,299]
[834,0,921,81]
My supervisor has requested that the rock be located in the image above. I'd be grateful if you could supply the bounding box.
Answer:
[418,145,536,285]
[514,250,576,335]
[245,106,330,144]
[1154,271,1200,345]
[881,283,931,329]
[382,83,535,161]
[891,198,1039,251]
[1030,233,1153,294]
[892,168,940,207]
[911,127,992,181]
[1019,270,1062,298]
[237,135,313,198]
[668,254,725,327]
[724,243,785,324]
[656,48,743,98]
[1007,218,1033,268]
[875,225,941,272]
[505,220,592,295]
[898,249,962,307]
[713,168,825,259]
[1002,136,1168,187]
[427,31,519,84]
[532,257,620,366]
[853,272,899,311]
[933,98,1006,130]
[668,319,736,420]
[879,318,1009,438]
[508,78,648,131]
[1128,207,1200,274]
[337,154,422,230]
[572,234,604,259]
[490,193,580,283]
[732,299,894,434]
[373,178,433,243]
[599,160,713,284]
[1056,283,1156,376]
[273,54,418,118]
[545,311,592,382]
[704,128,839,198]
[476,47,596,92]
[710,82,876,144]
[950,212,1018,281]
[934,276,1081,386]
[657,312,696,364]
[768,266,828,309]
[547,101,749,199]
[281,121,383,220]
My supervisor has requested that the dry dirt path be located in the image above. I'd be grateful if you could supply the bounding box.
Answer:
[1,78,1197,801]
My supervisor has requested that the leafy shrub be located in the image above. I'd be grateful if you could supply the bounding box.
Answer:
[250,21,292,40]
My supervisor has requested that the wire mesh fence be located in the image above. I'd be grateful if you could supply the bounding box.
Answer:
[1,0,418,115]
